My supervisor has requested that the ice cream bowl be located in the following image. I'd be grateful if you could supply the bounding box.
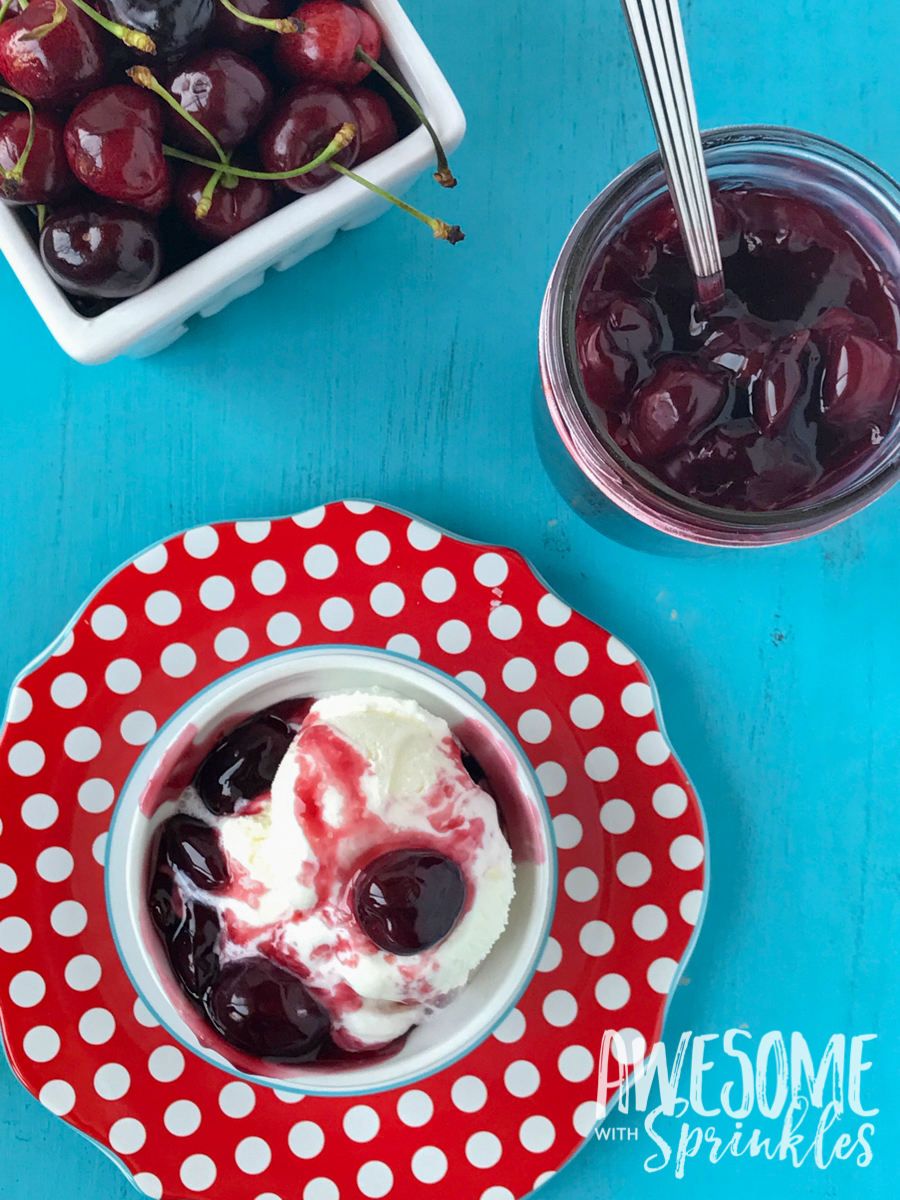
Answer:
[105,644,556,1097]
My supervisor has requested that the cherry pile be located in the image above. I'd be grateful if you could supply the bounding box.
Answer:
[576,186,900,512]
[0,0,462,310]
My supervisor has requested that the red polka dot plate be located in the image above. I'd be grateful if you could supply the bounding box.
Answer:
[0,501,707,1200]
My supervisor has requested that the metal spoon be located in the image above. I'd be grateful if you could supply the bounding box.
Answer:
[620,0,724,306]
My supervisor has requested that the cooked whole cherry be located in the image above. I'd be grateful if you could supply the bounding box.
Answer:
[663,422,757,506]
[819,331,900,434]
[162,813,230,890]
[275,0,380,86]
[700,318,771,389]
[576,294,660,412]
[752,329,818,436]
[343,84,398,163]
[175,165,273,242]
[95,0,215,61]
[628,358,728,459]
[204,958,330,1061]
[168,894,221,1003]
[166,48,273,152]
[194,712,292,815]
[0,112,75,206]
[149,864,180,936]
[0,0,105,108]
[39,203,162,299]
[257,83,358,193]
[212,0,290,52]
[353,849,466,955]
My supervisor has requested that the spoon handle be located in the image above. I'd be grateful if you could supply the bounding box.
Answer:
[620,0,724,305]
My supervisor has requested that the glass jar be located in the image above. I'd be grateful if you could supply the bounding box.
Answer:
[538,126,900,549]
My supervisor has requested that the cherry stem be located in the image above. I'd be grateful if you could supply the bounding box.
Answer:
[196,168,224,218]
[36,203,46,229]
[28,0,66,40]
[0,85,35,198]
[354,46,457,188]
[329,162,464,242]
[128,66,231,169]
[161,122,356,179]
[215,0,303,35]
[0,0,17,23]
[69,0,155,52]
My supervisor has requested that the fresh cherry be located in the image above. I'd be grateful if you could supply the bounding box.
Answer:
[276,0,380,85]
[39,202,162,298]
[175,163,272,240]
[576,294,660,412]
[257,82,358,193]
[0,0,105,108]
[204,958,331,1061]
[212,0,290,52]
[343,83,397,163]
[95,0,215,61]
[353,849,466,955]
[166,48,273,152]
[0,112,75,205]
[162,813,230,890]
[628,358,728,459]
[194,712,292,815]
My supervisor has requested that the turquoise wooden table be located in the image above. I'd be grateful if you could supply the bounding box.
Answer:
[1,0,897,1196]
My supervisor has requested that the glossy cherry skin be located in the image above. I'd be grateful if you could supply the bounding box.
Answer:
[175,165,272,242]
[149,866,221,1004]
[276,0,380,85]
[162,814,230,890]
[628,358,728,459]
[0,0,105,108]
[343,84,398,163]
[0,112,75,206]
[751,329,816,436]
[204,959,331,1062]
[353,849,466,955]
[96,0,215,61]
[64,86,171,214]
[194,712,292,815]
[167,48,273,153]
[258,83,358,193]
[819,331,900,433]
[212,0,290,53]
[39,203,162,298]
[576,294,660,412]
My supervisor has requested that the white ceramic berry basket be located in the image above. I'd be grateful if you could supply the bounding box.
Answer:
[0,0,466,365]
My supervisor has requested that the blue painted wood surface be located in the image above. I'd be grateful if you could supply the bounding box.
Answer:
[1,0,898,1195]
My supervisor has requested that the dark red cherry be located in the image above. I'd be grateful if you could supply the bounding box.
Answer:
[175,164,272,242]
[353,849,466,955]
[752,329,818,435]
[701,318,771,388]
[212,0,289,52]
[168,895,221,1003]
[0,112,75,206]
[194,712,292,815]
[257,83,358,194]
[162,813,229,890]
[167,49,273,153]
[343,84,397,162]
[276,0,380,85]
[814,306,878,339]
[0,0,105,108]
[628,358,728,459]
[743,432,820,510]
[819,331,900,433]
[95,0,215,61]
[149,865,179,936]
[204,959,330,1062]
[663,423,757,505]
[577,293,661,411]
[39,203,162,298]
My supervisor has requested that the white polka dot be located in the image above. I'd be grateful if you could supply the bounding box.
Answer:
[502,657,536,692]
[145,590,181,626]
[411,1146,447,1183]
[585,746,619,781]
[103,659,141,696]
[456,670,486,697]
[680,890,703,924]
[465,1132,502,1169]
[493,1007,526,1043]
[120,711,156,746]
[78,778,114,813]
[0,916,32,953]
[304,545,338,579]
[344,1105,380,1142]
[22,793,57,827]
[536,761,566,797]
[303,1181,339,1200]
[488,605,522,640]
[505,1060,540,1098]
[536,937,562,973]
[252,560,286,596]
[200,575,235,611]
[407,521,441,550]
[236,520,271,544]
[65,955,102,991]
[91,605,127,640]
[133,1174,163,1199]
[621,681,654,717]
[266,613,301,646]
[65,726,101,762]
[23,1024,60,1061]
[51,630,75,656]
[611,1028,645,1064]
[9,740,45,776]
[607,636,636,664]
[8,687,33,722]
[520,1115,555,1153]
[184,526,219,558]
[616,851,652,887]
[236,1137,271,1175]
[179,1154,216,1192]
[558,1045,594,1082]
[133,998,159,1028]
[480,1190,515,1200]
[542,990,577,1027]
[595,974,631,1010]
[437,619,470,654]
[653,783,688,818]
[569,694,604,729]
[51,672,87,708]
[553,814,582,849]
[518,709,551,744]
[573,1101,599,1137]
[670,835,704,870]
[422,567,456,602]
[474,553,508,587]
[356,531,391,565]
[319,598,353,632]
[579,921,614,956]
[40,1079,76,1115]
[386,633,419,658]
[94,1063,130,1100]
[357,1161,393,1197]
[292,506,325,528]
[161,643,197,677]
[36,847,73,882]
[0,863,16,898]
[133,544,168,573]
[51,900,87,936]
[165,1099,202,1136]
[537,594,571,626]
[632,905,668,940]
[343,500,374,514]
[289,1121,325,1159]
[565,866,599,902]
[110,1118,146,1155]
[637,730,671,765]
[273,1088,304,1103]
[396,1090,433,1127]
[79,1007,115,1044]
[647,957,678,994]
[9,970,44,1006]
[600,798,634,833]
[219,1080,255,1117]
[149,1045,184,1082]
[451,1075,487,1112]
[215,627,249,661]
[370,582,404,617]
[555,641,589,676]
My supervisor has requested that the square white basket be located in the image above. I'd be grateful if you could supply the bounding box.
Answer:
[0,0,465,364]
